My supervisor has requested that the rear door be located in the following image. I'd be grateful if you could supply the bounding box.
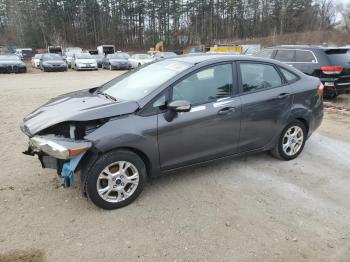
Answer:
[237,61,293,152]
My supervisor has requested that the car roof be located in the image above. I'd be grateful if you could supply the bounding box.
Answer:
[167,54,277,65]
[267,45,350,51]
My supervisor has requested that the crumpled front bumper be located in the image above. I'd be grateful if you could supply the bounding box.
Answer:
[23,135,92,187]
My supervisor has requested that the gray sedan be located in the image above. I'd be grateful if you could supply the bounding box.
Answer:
[102,52,131,70]
[21,55,323,209]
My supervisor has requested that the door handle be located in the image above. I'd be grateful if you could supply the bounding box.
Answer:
[276,93,290,99]
[218,106,235,115]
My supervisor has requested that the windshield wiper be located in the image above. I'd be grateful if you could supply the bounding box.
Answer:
[97,90,117,101]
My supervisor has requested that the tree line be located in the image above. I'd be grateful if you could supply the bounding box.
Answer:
[0,0,336,50]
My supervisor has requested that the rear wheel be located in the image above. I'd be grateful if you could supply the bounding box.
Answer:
[271,120,307,161]
[86,150,146,209]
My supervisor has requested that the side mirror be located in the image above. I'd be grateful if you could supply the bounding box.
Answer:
[164,100,191,122]
[168,100,191,112]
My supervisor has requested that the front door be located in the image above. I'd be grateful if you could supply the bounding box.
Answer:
[157,63,241,170]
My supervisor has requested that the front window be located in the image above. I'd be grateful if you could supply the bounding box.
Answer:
[255,49,274,58]
[101,60,192,101]
[172,64,233,105]
[0,55,20,61]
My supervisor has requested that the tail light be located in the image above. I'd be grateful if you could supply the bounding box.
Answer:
[317,82,324,95]
[320,66,344,75]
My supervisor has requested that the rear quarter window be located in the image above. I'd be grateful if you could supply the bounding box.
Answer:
[279,67,299,82]
[295,50,317,63]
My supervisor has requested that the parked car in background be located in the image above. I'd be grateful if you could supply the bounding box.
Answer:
[97,45,115,56]
[31,54,42,68]
[0,54,27,73]
[63,52,75,68]
[154,51,177,60]
[71,53,98,71]
[40,53,67,72]
[255,45,350,97]
[15,48,35,60]
[128,54,154,68]
[48,46,63,56]
[65,47,82,54]
[102,52,131,70]
[91,54,104,68]
[64,47,83,68]
[21,54,323,209]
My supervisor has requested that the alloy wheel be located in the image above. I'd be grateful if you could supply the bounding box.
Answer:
[282,126,304,156]
[96,161,139,203]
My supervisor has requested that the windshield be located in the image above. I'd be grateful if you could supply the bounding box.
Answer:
[76,53,92,59]
[0,55,20,61]
[101,60,192,101]
[42,54,63,61]
[108,53,129,59]
[135,54,152,59]
[157,52,177,58]
[34,54,42,59]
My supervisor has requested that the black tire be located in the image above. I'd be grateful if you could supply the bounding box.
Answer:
[86,150,147,210]
[271,120,307,161]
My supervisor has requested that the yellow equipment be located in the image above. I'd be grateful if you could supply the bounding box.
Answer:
[209,45,243,53]
[148,41,164,55]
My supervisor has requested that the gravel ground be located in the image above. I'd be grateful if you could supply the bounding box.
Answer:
[0,70,350,262]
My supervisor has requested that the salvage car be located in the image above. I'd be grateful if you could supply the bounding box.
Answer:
[255,45,350,97]
[129,54,154,68]
[102,52,131,70]
[71,53,98,71]
[0,54,27,73]
[40,53,68,72]
[21,55,323,209]
[31,54,42,68]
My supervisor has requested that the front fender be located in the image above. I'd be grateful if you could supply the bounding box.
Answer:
[84,114,160,176]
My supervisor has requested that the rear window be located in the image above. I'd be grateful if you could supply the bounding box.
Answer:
[325,49,350,67]
[296,50,316,63]
[275,50,295,62]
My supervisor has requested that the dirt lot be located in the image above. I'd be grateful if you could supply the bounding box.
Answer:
[0,70,350,262]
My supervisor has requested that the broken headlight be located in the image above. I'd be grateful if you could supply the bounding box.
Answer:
[30,135,92,159]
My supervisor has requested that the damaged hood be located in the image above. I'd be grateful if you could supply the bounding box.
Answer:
[21,88,139,136]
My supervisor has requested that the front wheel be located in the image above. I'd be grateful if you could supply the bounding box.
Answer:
[271,120,307,161]
[86,150,147,209]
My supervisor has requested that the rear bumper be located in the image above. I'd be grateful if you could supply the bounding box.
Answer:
[321,78,350,96]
